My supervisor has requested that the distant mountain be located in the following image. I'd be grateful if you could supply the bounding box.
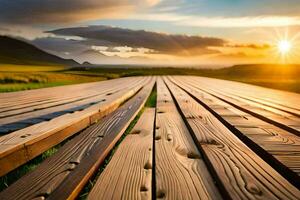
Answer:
[77,49,118,64]
[0,36,78,66]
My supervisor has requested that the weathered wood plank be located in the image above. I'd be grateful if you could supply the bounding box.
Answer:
[154,78,221,200]
[0,81,107,109]
[88,108,155,200]
[182,77,300,136]
[0,77,140,115]
[0,78,136,135]
[171,76,300,184]
[0,77,131,108]
[0,78,155,200]
[184,76,300,114]
[0,77,144,131]
[0,77,148,176]
[0,87,111,119]
[165,77,300,199]
[46,78,155,200]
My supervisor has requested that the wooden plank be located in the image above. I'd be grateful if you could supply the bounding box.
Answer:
[171,76,300,183]
[0,77,138,112]
[184,76,300,114]
[154,78,221,200]
[165,77,300,199]
[0,81,104,109]
[46,78,155,200]
[216,89,300,118]
[184,77,300,136]
[0,78,155,200]
[88,108,155,200]
[0,78,136,134]
[187,76,300,118]
[0,76,138,115]
[0,88,110,118]
[0,77,143,128]
[0,77,149,176]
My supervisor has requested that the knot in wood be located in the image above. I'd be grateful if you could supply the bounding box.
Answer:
[155,135,161,140]
[131,130,141,134]
[246,183,263,195]
[187,152,201,159]
[157,190,166,198]
[20,134,31,138]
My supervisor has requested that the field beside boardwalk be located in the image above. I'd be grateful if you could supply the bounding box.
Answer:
[0,64,105,92]
[1,64,300,93]
[66,64,300,93]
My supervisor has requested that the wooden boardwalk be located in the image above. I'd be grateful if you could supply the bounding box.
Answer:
[0,76,300,199]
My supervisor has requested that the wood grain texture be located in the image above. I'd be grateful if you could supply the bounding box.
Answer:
[182,76,300,114]
[154,78,221,200]
[0,77,138,110]
[184,76,300,135]
[0,77,147,176]
[0,77,144,134]
[0,81,110,113]
[46,78,155,200]
[171,76,300,181]
[0,78,155,200]
[165,77,300,200]
[88,108,155,200]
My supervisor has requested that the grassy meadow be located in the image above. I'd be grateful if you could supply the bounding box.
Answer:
[0,64,106,92]
[66,64,300,93]
[0,64,299,93]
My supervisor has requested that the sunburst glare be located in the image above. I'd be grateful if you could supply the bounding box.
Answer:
[278,40,292,54]
[272,28,300,64]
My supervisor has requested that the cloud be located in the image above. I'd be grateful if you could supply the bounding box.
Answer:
[28,25,278,65]
[225,43,271,49]
[211,52,268,64]
[0,0,160,24]
[76,48,153,65]
[180,16,300,28]
[0,27,9,31]
[32,37,87,54]
[49,25,226,55]
[129,13,300,28]
[106,47,122,52]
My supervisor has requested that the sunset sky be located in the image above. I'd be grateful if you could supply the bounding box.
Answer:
[1,0,300,66]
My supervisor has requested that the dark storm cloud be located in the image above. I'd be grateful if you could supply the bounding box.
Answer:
[0,0,158,24]
[50,25,226,54]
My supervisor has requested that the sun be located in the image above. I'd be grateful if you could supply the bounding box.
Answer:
[261,27,300,63]
[278,40,292,54]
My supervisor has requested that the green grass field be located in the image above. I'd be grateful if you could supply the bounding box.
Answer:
[0,65,106,92]
[1,64,299,93]
[0,64,66,72]
[65,64,300,93]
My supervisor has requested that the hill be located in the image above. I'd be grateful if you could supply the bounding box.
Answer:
[207,64,300,79]
[67,64,300,78]
[0,36,78,66]
[66,64,300,93]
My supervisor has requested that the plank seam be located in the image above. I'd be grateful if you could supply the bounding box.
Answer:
[152,109,157,200]
[0,79,145,176]
[163,78,230,199]
[46,79,155,200]
[169,77,300,189]
[190,82,300,137]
